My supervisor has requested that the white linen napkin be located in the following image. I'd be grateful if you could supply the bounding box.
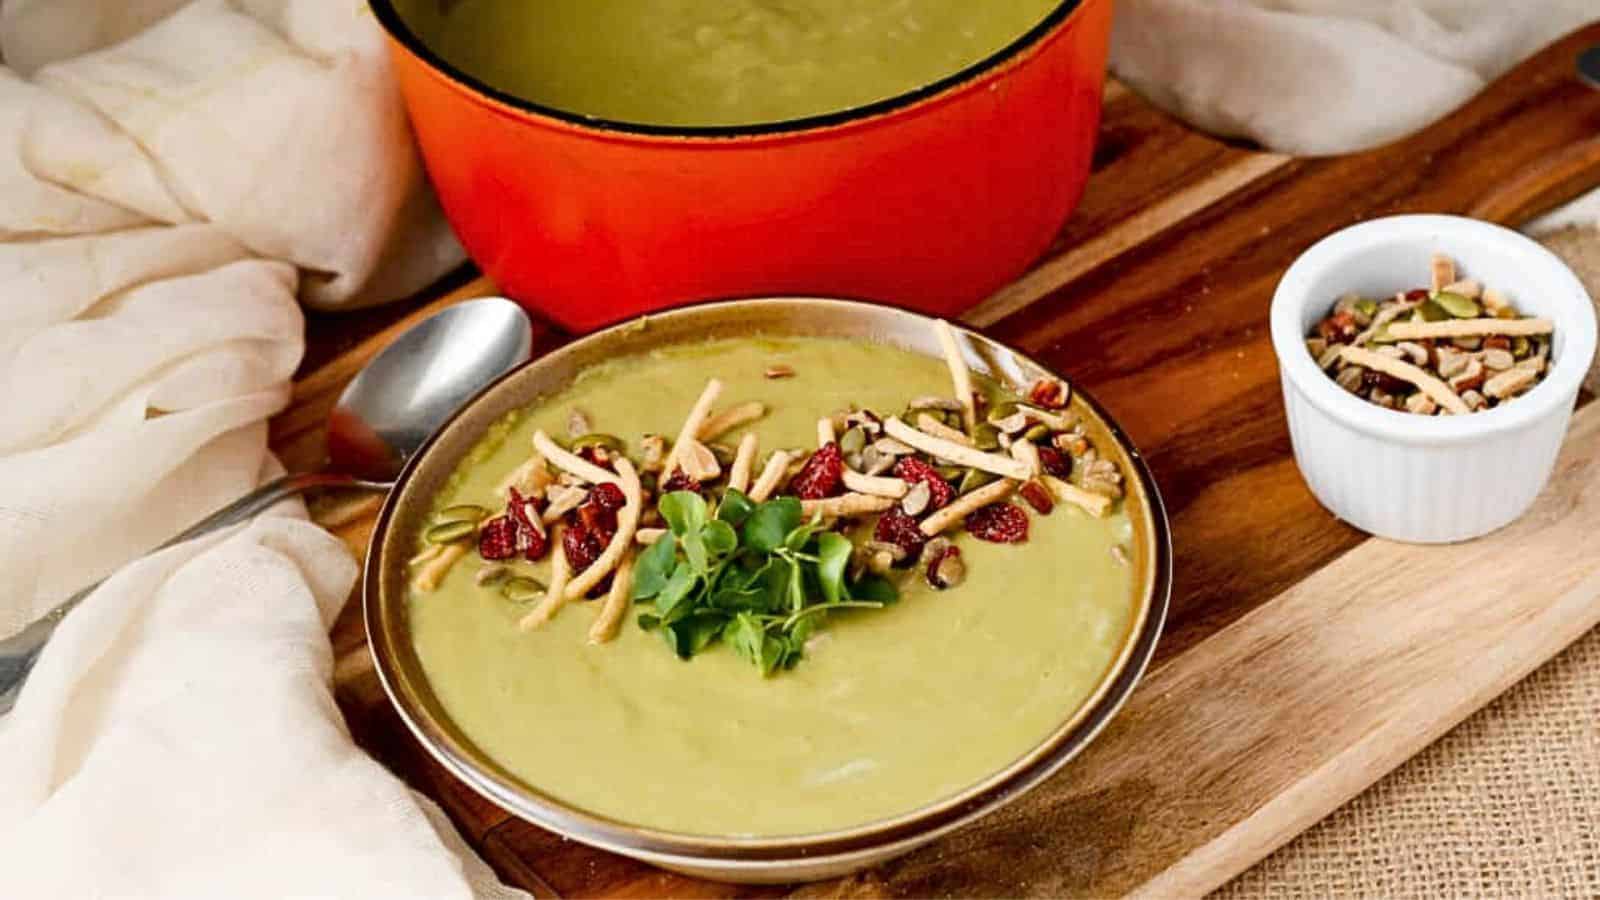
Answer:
[0,2,523,897]
[1111,0,1598,155]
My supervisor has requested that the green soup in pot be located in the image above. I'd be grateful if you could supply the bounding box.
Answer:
[391,0,1063,127]
[407,336,1140,837]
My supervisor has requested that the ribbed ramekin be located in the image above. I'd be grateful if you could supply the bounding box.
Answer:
[1270,215,1597,543]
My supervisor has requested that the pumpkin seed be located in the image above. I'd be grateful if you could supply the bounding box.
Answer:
[437,504,488,524]
[708,442,736,466]
[1354,298,1378,318]
[1432,291,1481,318]
[839,426,867,455]
[1512,335,1531,359]
[425,520,477,544]
[571,433,624,453]
[971,423,1001,451]
[1414,300,1449,322]
[935,464,964,482]
[501,576,545,603]
[987,400,1021,423]
[475,564,510,587]
[1368,325,1398,344]
[958,468,999,495]
[1022,423,1052,443]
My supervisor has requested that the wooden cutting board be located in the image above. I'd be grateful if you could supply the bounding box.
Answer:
[271,24,1600,898]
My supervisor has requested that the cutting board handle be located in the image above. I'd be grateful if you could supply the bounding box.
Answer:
[1469,134,1600,226]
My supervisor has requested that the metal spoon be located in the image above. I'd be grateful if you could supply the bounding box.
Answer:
[0,297,533,714]
[1579,45,1600,91]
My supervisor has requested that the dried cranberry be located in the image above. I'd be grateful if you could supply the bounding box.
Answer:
[563,523,604,574]
[1362,368,1409,395]
[873,506,927,561]
[660,469,703,495]
[590,482,626,510]
[790,442,845,500]
[1018,481,1054,515]
[1404,288,1431,301]
[577,446,610,467]
[892,457,955,510]
[925,545,964,590]
[1035,445,1073,479]
[576,501,617,541]
[477,515,519,561]
[1315,311,1359,343]
[965,502,1029,543]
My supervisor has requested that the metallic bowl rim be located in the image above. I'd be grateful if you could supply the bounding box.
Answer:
[364,297,1172,864]
[366,0,1088,141]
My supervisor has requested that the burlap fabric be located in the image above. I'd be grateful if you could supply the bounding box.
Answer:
[1217,229,1600,898]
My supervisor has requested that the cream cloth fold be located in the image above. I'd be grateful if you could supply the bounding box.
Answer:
[1111,1,1598,156]
[0,2,517,897]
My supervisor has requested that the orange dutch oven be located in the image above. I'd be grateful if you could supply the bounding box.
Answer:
[370,0,1113,333]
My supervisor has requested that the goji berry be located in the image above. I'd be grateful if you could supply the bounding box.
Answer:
[1035,445,1073,479]
[965,502,1029,543]
[790,443,844,499]
[477,515,518,561]
[873,506,927,561]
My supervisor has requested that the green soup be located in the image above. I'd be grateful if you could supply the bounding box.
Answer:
[408,337,1138,836]
[392,0,1062,127]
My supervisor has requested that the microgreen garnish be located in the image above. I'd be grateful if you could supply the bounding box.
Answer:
[631,489,898,675]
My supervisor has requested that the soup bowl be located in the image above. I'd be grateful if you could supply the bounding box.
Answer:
[368,0,1113,332]
[364,298,1171,882]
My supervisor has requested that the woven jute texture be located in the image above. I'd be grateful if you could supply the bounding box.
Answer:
[1218,228,1600,898]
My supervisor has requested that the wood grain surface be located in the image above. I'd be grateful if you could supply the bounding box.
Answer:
[275,24,1600,898]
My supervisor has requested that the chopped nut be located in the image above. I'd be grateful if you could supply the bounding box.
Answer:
[1335,366,1365,393]
[908,396,964,413]
[639,434,666,473]
[1481,348,1515,371]
[1026,376,1070,410]
[1484,366,1538,400]
[1435,347,1470,379]
[1447,357,1484,393]
[901,479,932,516]
[1459,389,1489,412]
[1481,287,1512,314]
[1395,341,1430,366]
[1111,545,1130,566]
[475,564,510,587]
[991,411,1032,435]
[1404,392,1438,415]
[676,437,722,482]
[925,545,966,590]
[567,408,592,438]
[1430,253,1455,293]
[764,364,795,379]
[1018,480,1054,514]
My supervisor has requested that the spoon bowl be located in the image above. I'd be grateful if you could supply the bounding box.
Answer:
[0,297,532,714]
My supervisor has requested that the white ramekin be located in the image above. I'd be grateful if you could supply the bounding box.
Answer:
[1270,215,1597,543]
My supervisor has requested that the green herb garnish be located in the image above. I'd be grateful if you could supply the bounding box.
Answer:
[631,489,898,676]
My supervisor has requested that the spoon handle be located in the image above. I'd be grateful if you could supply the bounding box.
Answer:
[0,471,391,715]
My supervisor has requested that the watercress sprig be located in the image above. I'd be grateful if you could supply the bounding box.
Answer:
[631,489,898,675]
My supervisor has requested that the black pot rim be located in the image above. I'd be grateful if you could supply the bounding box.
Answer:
[366,0,1087,139]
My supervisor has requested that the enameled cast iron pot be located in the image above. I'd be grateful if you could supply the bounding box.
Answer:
[369,0,1113,332]
[365,298,1171,882]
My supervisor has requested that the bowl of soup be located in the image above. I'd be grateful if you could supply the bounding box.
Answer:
[369,0,1112,331]
[365,298,1170,881]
